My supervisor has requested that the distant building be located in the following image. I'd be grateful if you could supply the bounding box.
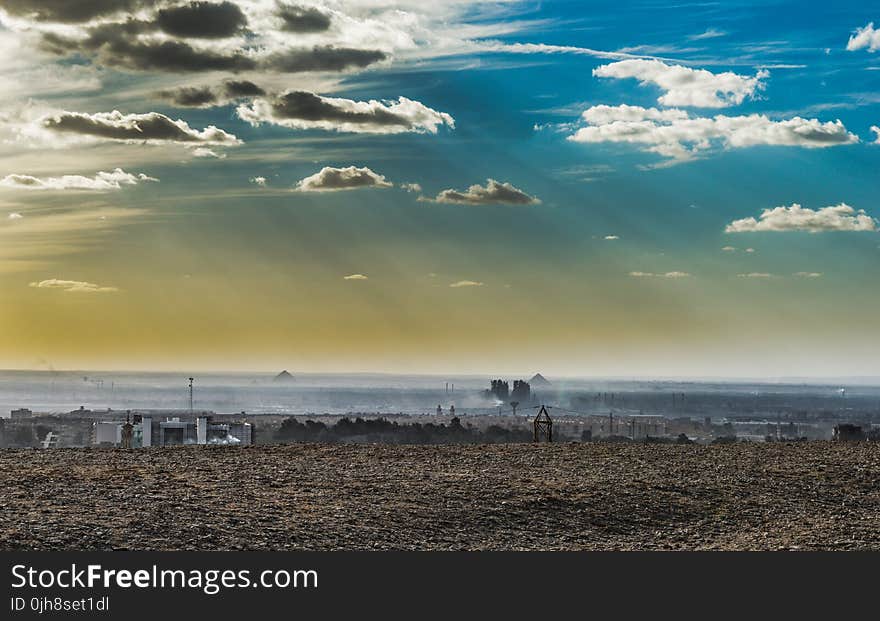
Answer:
[489,380,509,401]
[512,380,531,402]
[529,373,552,388]
[10,408,32,420]
[486,379,533,403]
[628,415,667,440]
[93,421,123,446]
[833,424,865,442]
[273,370,295,383]
[92,415,253,448]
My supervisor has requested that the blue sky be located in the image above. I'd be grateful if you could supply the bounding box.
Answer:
[0,0,877,376]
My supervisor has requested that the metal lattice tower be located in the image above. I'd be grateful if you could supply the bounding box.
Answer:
[533,405,553,443]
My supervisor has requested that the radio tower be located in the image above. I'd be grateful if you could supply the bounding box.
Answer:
[188,377,194,413]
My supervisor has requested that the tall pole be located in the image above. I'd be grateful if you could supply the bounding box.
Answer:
[188,377,194,413]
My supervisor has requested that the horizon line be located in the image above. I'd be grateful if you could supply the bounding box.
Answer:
[1,368,879,386]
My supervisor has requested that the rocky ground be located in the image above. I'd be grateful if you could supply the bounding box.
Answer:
[1,442,878,550]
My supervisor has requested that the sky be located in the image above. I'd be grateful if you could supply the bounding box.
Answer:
[0,0,878,377]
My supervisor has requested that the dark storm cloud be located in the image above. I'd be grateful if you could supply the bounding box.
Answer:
[157,86,219,107]
[94,38,258,72]
[14,1,386,76]
[0,0,149,23]
[41,25,259,73]
[157,80,266,107]
[268,91,408,126]
[430,179,541,205]
[277,4,332,33]
[264,46,386,72]
[41,110,240,145]
[223,80,266,98]
[156,1,248,39]
[40,23,384,74]
[237,91,455,134]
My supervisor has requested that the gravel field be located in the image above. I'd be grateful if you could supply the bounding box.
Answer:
[1,442,878,550]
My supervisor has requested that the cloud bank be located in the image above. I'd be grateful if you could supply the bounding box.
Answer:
[428,179,540,205]
[295,166,393,192]
[847,22,880,52]
[34,109,241,146]
[278,4,332,33]
[1,168,157,191]
[157,79,266,108]
[569,104,858,162]
[16,2,389,76]
[593,59,768,108]
[726,203,878,233]
[238,91,454,134]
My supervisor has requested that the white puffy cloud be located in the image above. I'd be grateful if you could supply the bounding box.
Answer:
[569,105,859,162]
[725,203,878,233]
[343,274,368,280]
[593,59,768,108]
[872,126,880,144]
[581,104,689,125]
[427,179,540,205]
[847,22,880,52]
[737,273,775,279]
[295,166,392,192]
[401,182,422,193]
[0,168,157,191]
[8,212,24,220]
[250,176,268,186]
[794,272,823,278]
[449,280,484,288]
[604,235,620,240]
[722,245,737,252]
[237,91,454,134]
[29,279,119,293]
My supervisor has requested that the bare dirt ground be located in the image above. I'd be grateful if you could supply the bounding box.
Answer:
[1,442,878,550]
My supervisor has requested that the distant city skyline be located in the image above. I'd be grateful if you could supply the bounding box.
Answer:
[0,1,878,377]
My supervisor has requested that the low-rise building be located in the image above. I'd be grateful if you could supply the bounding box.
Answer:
[92,414,254,448]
